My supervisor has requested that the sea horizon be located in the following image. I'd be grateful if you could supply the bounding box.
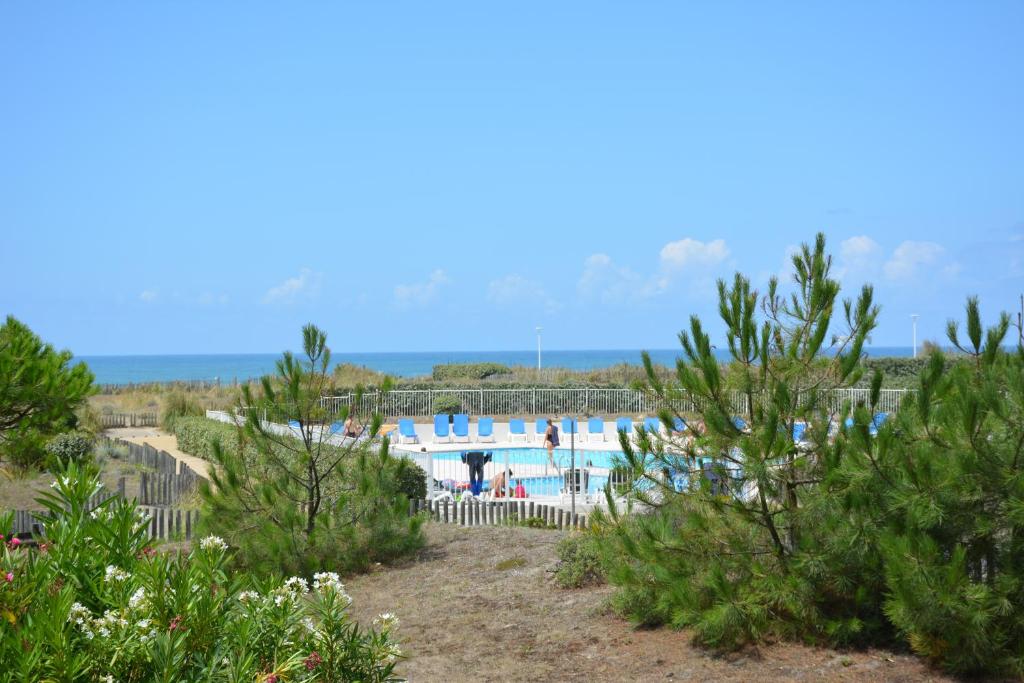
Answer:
[75,347,918,385]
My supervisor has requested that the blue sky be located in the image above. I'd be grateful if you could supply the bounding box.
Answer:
[1,2,1022,355]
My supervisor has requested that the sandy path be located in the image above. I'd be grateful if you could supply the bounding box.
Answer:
[105,428,212,479]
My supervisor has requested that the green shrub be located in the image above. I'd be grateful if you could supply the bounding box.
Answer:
[0,428,47,473]
[394,458,427,500]
[554,532,606,588]
[432,394,462,416]
[0,462,402,682]
[431,362,510,381]
[44,431,94,467]
[160,391,203,431]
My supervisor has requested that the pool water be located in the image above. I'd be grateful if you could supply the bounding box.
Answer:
[430,447,627,470]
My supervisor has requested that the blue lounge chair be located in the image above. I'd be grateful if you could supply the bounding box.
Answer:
[397,419,419,444]
[508,418,527,442]
[732,416,748,432]
[453,413,470,443]
[792,422,807,442]
[587,417,605,443]
[844,416,855,429]
[433,414,451,443]
[288,419,301,430]
[870,412,887,435]
[561,417,578,439]
[672,417,687,433]
[328,421,344,435]
[615,417,633,435]
[477,416,495,442]
[642,416,662,434]
[534,418,548,443]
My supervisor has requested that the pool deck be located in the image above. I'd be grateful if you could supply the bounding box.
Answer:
[385,419,635,452]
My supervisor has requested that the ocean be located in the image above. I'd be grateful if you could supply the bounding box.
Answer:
[75,347,916,386]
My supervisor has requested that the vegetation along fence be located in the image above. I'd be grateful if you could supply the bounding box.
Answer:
[99,412,159,428]
[9,506,202,542]
[321,387,910,418]
[408,497,588,531]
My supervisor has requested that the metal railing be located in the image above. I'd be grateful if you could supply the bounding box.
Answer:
[321,387,911,418]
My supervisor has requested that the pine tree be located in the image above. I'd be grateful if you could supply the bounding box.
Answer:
[605,233,879,646]
[833,299,1024,675]
[201,324,423,575]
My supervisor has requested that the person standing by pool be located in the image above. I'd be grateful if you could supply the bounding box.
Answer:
[543,418,560,466]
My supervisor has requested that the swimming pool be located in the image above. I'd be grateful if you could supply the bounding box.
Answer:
[429,447,627,470]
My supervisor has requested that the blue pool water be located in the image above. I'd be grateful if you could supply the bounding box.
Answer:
[431,447,627,470]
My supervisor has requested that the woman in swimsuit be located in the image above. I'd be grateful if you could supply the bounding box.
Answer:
[344,411,360,438]
[543,418,560,466]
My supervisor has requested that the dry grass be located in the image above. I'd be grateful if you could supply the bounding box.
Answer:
[344,524,954,683]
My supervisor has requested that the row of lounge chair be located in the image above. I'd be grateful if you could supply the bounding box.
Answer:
[395,415,703,445]
[291,412,887,445]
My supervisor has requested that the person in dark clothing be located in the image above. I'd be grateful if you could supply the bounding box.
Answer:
[461,451,492,496]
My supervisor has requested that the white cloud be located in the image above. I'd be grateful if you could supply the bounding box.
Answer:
[836,235,882,280]
[139,290,158,303]
[577,253,652,304]
[659,238,729,271]
[883,241,948,281]
[487,275,561,313]
[262,268,323,305]
[394,269,450,307]
[577,237,731,304]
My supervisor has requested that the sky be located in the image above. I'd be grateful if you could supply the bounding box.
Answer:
[1,2,1022,356]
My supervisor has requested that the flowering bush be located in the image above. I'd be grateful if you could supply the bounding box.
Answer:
[0,462,403,682]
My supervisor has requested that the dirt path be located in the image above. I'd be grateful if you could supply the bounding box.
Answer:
[105,428,211,479]
[344,525,953,683]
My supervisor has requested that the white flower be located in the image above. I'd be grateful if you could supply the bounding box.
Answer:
[199,535,228,552]
[237,590,260,604]
[104,566,129,583]
[102,676,115,683]
[68,602,91,623]
[373,612,399,631]
[302,617,316,633]
[98,626,110,638]
[283,576,309,594]
[128,587,147,610]
[385,642,402,662]
[313,571,342,592]
[273,594,286,607]
[137,619,151,630]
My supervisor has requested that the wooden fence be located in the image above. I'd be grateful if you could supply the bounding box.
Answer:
[409,497,588,530]
[8,506,202,542]
[100,412,159,428]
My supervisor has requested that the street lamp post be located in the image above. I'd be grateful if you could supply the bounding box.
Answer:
[536,326,543,370]
[911,314,920,358]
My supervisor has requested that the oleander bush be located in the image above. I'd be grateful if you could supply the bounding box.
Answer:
[0,462,403,682]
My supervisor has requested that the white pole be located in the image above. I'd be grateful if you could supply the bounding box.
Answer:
[911,314,919,358]
[536,326,543,370]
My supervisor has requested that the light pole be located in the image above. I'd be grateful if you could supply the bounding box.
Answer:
[536,326,543,370]
[911,314,920,358]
